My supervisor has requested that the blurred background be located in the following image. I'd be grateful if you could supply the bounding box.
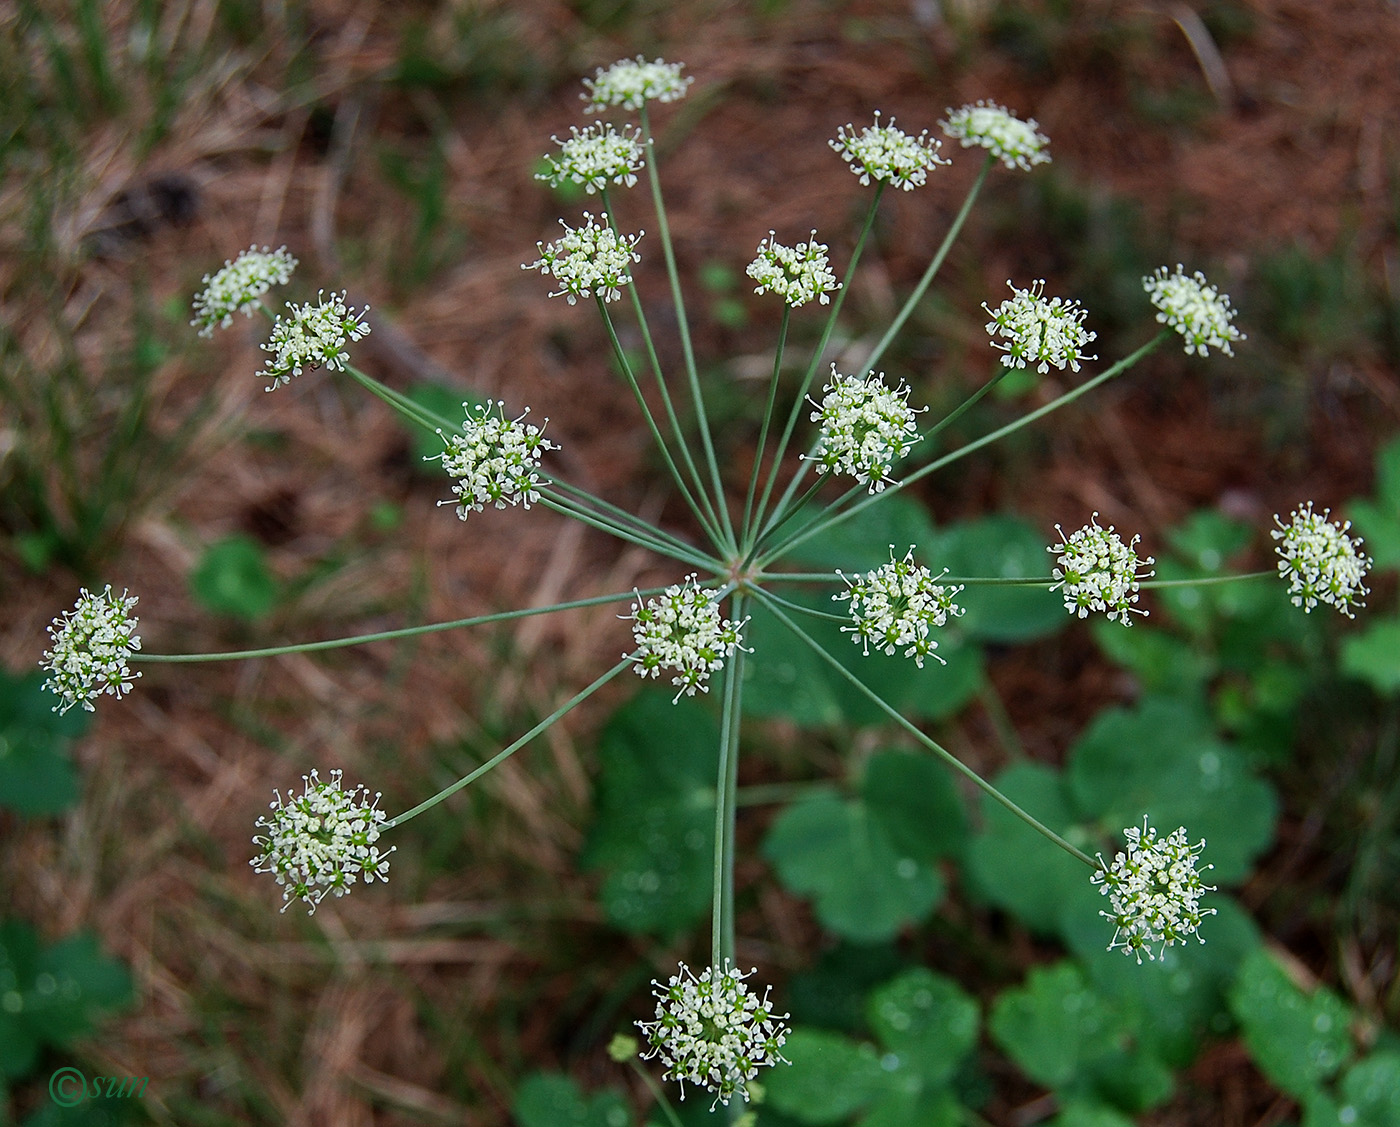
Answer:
[1,1,1398,1124]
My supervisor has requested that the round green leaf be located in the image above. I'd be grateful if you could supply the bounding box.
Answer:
[1342,619,1400,695]
[935,515,1066,642]
[764,1027,886,1125]
[1340,1052,1400,1126]
[763,792,943,943]
[863,750,967,863]
[513,1072,632,1127]
[866,968,978,1087]
[989,961,1112,1089]
[190,534,278,620]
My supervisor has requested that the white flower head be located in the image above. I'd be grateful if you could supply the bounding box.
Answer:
[1091,818,1217,963]
[191,245,298,337]
[984,279,1097,374]
[537,122,645,194]
[804,366,924,493]
[835,547,964,667]
[829,111,948,191]
[250,769,394,914]
[941,101,1051,171]
[1143,265,1245,357]
[1049,514,1154,626]
[430,400,558,519]
[623,577,749,701]
[523,212,642,305]
[258,290,370,391]
[746,230,841,308]
[582,56,692,113]
[1272,502,1372,618]
[41,586,141,714]
[637,961,790,1108]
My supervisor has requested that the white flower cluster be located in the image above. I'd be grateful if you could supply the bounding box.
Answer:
[41,586,141,714]
[1143,265,1244,357]
[941,101,1051,171]
[582,56,692,112]
[836,547,964,668]
[805,367,924,493]
[537,123,645,194]
[1272,502,1372,617]
[623,577,748,700]
[250,769,394,913]
[1049,514,1154,626]
[746,230,840,308]
[524,212,642,305]
[432,401,558,519]
[190,244,298,336]
[984,279,1097,374]
[637,961,790,1107]
[829,111,948,191]
[258,290,370,391]
[1091,818,1216,963]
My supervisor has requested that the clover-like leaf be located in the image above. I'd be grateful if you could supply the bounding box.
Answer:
[513,1072,632,1127]
[866,968,978,1088]
[935,515,1066,642]
[0,671,88,816]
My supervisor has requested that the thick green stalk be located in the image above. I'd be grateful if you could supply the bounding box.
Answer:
[754,589,1098,869]
[760,333,1168,568]
[639,104,735,554]
[740,305,790,544]
[389,658,632,827]
[136,589,667,663]
[538,496,719,570]
[711,592,749,969]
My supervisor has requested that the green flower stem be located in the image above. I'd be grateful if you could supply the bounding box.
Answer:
[626,1058,685,1127]
[734,780,834,807]
[748,473,829,561]
[387,656,632,827]
[538,496,720,570]
[753,588,1098,869]
[601,189,721,537]
[539,471,702,558]
[861,153,993,375]
[135,589,668,663]
[597,298,727,549]
[341,362,458,436]
[741,304,791,541]
[711,592,748,970]
[749,187,885,543]
[640,104,736,555]
[759,587,851,624]
[760,332,1169,568]
[1142,570,1275,588]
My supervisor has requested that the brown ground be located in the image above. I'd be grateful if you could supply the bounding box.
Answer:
[3,1,1399,1124]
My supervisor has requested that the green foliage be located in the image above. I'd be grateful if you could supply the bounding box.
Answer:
[1343,436,1400,695]
[513,1072,633,1127]
[0,921,132,1083]
[189,535,279,621]
[403,383,486,465]
[934,515,1065,641]
[0,670,88,817]
[582,690,719,936]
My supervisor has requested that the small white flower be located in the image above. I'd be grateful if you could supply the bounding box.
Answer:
[430,400,558,519]
[1091,818,1216,963]
[940,101,1051,171]
[41,586,141,714]
[623,577,749,701]
[1272,502,1372,618]
[582,56,692,113]
[836,547,964,667]
[250,769,394,914]
[1143,265,1245,357]
[523,212,642,305]
[804,366,924,493]
[637,961,790,1107]
[537,122,645,194]
[1049,514,1154,626]
[829,111,948,191]
[984,279,1097,374]
[191,245,298,337]
[746,230,840,308]
[258,290,370,391]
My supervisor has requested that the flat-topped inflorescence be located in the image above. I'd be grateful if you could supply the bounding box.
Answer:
[805,367,924,493]
[836,547,964,667]
[747,230,840,308]
[984,279,1097,374]
[431,401,558,519]
[537,122,645,194]
[830,111,948,191]
[1272,502,1372,617]
[524,212,642,305]
[637,961,790,1107]
[1049,514,1154,626]
[41,586,141,714]
[623,577,749,701]
[191,244,297,336]
[259,290,370,391]
[582,56,692,112]
[941,101,1051,171]
[1143,265,1244,357]
[1092,818,1217,963]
